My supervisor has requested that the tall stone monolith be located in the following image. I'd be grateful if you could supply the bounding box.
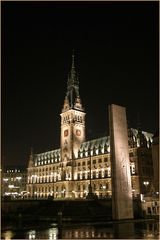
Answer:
[109,104,133,220]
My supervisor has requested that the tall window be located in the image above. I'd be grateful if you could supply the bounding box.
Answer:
[130,163,136,175]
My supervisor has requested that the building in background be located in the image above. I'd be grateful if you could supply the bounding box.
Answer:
[26,53,155,200]
[2,166,27,199]
[141,195,159,218]
[151,131,159,193]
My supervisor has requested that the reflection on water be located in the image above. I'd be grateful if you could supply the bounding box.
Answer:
[59,226,114,239]
[2,221,159,239]
[2,230,14,240]
[28,230,36,239]
[27,228,58,239]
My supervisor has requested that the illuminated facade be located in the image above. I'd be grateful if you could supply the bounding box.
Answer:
[141,195,159,217]
[2,167,27,199]
[26,53,154,199]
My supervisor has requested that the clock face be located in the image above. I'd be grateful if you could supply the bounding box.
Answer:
[76,129,81,136]
[64,129,68,137]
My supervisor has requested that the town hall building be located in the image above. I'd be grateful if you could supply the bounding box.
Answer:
[26,53,154,199]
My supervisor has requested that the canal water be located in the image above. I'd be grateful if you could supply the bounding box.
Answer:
[1,220,159,239]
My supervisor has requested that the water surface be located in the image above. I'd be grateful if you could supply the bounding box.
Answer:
[2,220,159,239]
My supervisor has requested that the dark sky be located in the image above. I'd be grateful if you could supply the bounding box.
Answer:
[2,1,159,168]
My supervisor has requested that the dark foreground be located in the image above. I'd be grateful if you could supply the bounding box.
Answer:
[2,198,144,226]
[2,198,113,228]
[1,199,159,239]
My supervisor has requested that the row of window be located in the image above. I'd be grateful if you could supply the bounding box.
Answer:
[29,161,136,180]
[28,182,111,194]
[34,149,140,167]
[77,171,111,180]
[28,170,111,184]
[35,157,61,166]
[147,206,159,215]
[5,170,21,173]
[34,157,110,170]
[76,158,109,166]
[78,147,110,158]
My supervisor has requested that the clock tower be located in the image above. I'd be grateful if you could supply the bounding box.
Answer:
[60,51,86,179]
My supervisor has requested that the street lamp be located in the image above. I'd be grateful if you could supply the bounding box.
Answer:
[143,181,149,194]
[102,185,106,198]
[34,191,37,199]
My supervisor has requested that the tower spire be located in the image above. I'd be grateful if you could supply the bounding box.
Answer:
[62,50,83,112]
[71,49,75,71]
[68,48,78,89]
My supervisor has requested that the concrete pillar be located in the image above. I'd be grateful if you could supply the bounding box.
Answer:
[113,222,135,238]
[109,104,133,220]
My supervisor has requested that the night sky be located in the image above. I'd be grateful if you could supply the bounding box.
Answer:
[2,2,159,168]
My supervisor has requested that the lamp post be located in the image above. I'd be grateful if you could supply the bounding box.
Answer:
[143,181,149,195]
[102,185,106,198]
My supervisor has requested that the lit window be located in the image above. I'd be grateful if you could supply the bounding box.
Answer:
[130,163,136,175]
[107,167,111,177]
[80,173,82,180]
[28,230,36,239]
[3,178,9,182]
[16,177,22,180]
[96,171,98,178]
[85,151,88,157]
